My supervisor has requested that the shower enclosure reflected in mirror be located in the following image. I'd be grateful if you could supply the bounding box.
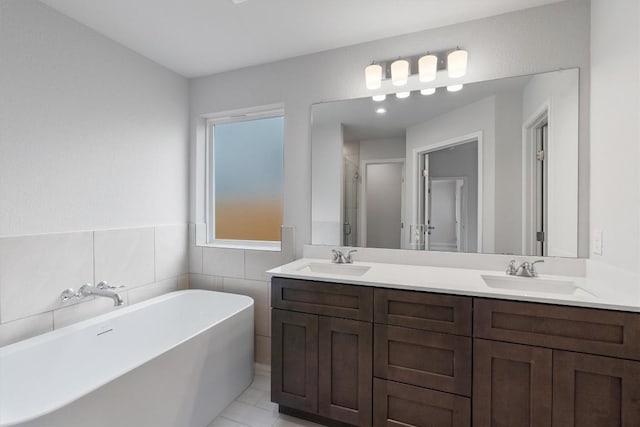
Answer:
[311,68,580,257]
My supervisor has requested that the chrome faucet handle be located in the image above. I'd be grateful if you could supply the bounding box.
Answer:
[345,250,357,263]
[506,260,517,275]
[529,260,544,277]
[96,281,124,290]
[331,249,346,263]
[60,288,81,303]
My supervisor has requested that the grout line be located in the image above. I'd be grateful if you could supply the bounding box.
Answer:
[92,231,96,285]
[153,226,157,283]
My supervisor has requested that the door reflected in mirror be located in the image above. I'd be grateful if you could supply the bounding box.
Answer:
[311,68,581,257]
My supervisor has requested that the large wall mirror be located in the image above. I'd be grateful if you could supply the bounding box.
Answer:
[311,68,580,257]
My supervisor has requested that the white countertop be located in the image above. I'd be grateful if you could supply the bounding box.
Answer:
[267,258,640,313]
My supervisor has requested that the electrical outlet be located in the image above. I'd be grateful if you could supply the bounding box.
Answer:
[593,229,603,256]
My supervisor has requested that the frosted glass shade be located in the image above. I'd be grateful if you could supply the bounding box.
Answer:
[372,94,386,102]
[420,88,436,96]
[365,64,382,90]
[391,59,410,86]
[447,49,468,78]
[447,84,464,92]
[418,54,438,82]
[396,91,410,99]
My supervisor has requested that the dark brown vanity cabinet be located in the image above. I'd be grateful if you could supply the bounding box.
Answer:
[271,277,640,427]
[271,278,373,426]
[473,299,640,427]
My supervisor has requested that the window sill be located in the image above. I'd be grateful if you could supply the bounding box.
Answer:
[198,240,282,252]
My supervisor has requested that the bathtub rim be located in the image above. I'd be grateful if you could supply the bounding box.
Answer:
[0,289,254,427]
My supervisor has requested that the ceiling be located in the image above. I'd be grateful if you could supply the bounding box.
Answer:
[39,0,563,78]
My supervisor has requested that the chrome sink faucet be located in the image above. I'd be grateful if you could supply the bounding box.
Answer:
[332,249,357,264]
[60,281,125,306]
[506,260,544,278]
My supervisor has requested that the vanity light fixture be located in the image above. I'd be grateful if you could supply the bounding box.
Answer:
[396,91,410,99]
[391,59,410,86]
[420,88,436,96]
[365,63,383,90]
[372,94,386,102]
[418,54,438,82]
[447,84,464,92]
[447,48,468,78]
[376,107,387,114]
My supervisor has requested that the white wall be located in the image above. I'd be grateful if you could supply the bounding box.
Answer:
[359,137,406,161]
[522,70,580,257]
[494,88,524,254]
[189,0,591,257]
[406,97,495,253]
[311,123,344,245]
[589,0,640,278]
[0,0,190,346]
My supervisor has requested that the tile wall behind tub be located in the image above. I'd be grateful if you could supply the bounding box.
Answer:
[0,225,189,347]
[188,225,296,365]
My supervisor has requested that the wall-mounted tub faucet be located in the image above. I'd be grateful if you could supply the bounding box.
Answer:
[60,281,125,306]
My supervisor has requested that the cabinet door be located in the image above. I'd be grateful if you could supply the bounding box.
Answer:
[318,316,372,426]
[553,350,640,427]
[373,378,470,427]
[271,309,318,413]
[473,339,552,427]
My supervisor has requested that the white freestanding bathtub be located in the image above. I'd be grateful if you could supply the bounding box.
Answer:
[0,290,254,427]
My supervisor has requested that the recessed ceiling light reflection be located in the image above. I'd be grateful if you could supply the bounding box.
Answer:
[376,107,387,114]
[396,91,410,99]
[420,88,436,96]
[372,94,386,102]
[447,84,464,92]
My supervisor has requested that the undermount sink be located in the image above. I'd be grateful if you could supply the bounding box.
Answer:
[481,274,582,295]
[296,263,371,277]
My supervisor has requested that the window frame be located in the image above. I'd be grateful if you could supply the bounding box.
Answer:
[205,105,284,251]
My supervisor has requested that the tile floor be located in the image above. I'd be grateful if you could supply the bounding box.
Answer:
[208,367,322,427]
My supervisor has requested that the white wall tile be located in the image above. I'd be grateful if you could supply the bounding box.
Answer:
[189,273,223,291]
[281,226,296,263]
[245,250,285,282]
[203,247,244,278]
[53,294,128,329]
[127,278,179,305]
[178,274,189,290]
[0,312,53,347]
[223,278,269,337]
[94,227,155,289]
[0,232,94,323]
[155,224,188,280]
[255,335,271,365]
[189,224,203,273]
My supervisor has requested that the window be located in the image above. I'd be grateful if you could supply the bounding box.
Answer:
[206,109,284,249]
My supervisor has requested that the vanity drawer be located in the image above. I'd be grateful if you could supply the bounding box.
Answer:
[271,277,373,321]
[373,378,470,427]
[474,299,640,360]
[374,288,472,335]
[374,324,472,396]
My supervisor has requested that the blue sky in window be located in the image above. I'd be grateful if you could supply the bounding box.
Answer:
[214,116,284,202]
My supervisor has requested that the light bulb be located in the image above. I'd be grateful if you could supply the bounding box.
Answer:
[391,59,409,86]
[447,49,468,78]
[365,63,382,90]
[447,84,463,92]
[418,54,438,82]
[376,107,387,114]
[372,94,386,102]
[396,91,410,99]
[420,88,436,96]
